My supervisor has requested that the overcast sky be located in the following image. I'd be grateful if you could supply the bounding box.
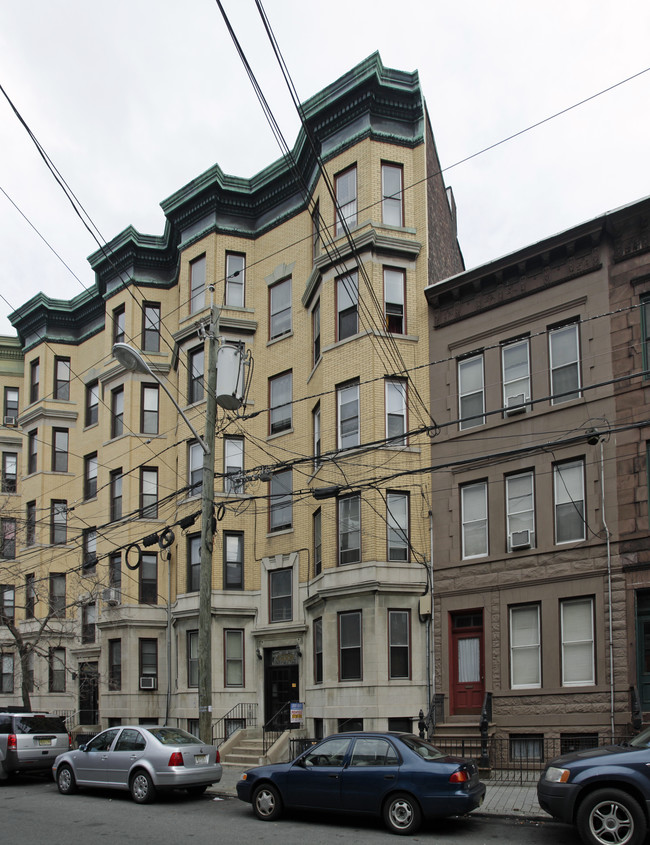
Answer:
[1,0,649,336]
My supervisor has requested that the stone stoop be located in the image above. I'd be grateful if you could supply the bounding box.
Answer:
[431,720,494,759]
[220,734,265,768]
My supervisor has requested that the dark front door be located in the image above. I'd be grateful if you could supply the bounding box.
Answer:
[636,591,650,710]
[450,610,485,716]
[78,662,99,724]
[264,647,299,726]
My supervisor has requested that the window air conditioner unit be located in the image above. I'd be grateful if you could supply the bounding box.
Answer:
[510,529,531,550]
[140,676,157,690]
[102,588,120,606]
[3,416,17,427]
[505,393,527,415]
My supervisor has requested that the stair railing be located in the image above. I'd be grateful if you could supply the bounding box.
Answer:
[262,701,291,756]
[212,702,258,747]
[479,691,493,768]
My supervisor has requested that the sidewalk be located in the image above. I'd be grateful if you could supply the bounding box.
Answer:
[210,764,551,820]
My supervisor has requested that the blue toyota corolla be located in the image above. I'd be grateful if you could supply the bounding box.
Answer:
[236,731,485,835]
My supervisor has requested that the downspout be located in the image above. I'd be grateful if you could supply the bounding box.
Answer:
[600,439,615,737]
[165,548,172,725]
[429,510,435,720]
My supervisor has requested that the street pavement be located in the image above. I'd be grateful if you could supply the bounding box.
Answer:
[211,763,550,820]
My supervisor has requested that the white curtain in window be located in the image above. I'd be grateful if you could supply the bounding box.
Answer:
[562,598,594,685]
[458,636,480,683]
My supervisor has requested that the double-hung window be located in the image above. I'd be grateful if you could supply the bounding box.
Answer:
[27,430,37,474]
[50,500,67,545]
[314,617,323,683]
[502,338,531,413]
[2,452,17,493]
[189,256,206,313]
[111,387,124,438]
[224,630,244,686]
[139,638,158,684]
[187,631,198,687]
[384,267,405,334]
[187,535,201,592]
[139,554,158,604]
[269,278,291,339]
[26,502,36,546]
[141,384,159,434]
[339,610,362,681]
[29,359,39,403]
[386,379,407,445]
[113,305,126,345]
[381,163,404,227]
[140,468,158,518]
[54,357,71,400]
[224,437,244,494]
[52,428,68,472]
[189,441,203,496]
[269,469,292,531]
[84,453,98,499]
[312,299,321,365]
[269,372,292,434]
[313,509,322,576]
[339,494,361,565]
[337,271,358,340]
[387,492,409,561]
[85,380,99,426]
[458,354,485,430]
[506,472,535,550]
[1,586,15,622]
[461,481,488,558]
[270,568,292,622]
[549,323,581,403]
[188,347,204,404]
[337,381,359,449]
[554,459,585,543]
[225,253,245,307]
[1,521,16,560]
[224,532,244,589]
[82,528,97,573]
[313,404,321,470]
[25,573,35,617]
[49,573,66,617]
[0,652,14,694]
[109,639,122,691]
[510,604,541,688]
[110,469,123,522]
[82,602,96,643]
[335,166,357,235]
[388,609,410,679]
[49,648,65,693]
[561,598,594,686]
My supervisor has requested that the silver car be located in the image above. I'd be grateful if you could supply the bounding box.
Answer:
[52,725,222,803]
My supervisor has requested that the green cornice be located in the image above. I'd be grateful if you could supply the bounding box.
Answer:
[9,287,105,351]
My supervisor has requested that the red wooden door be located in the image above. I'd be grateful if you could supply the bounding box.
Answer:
[450,611,484,715]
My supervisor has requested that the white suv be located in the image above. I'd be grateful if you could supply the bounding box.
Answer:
[0,710,71,780]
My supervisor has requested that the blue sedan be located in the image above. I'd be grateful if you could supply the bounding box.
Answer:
[236,731,485,834]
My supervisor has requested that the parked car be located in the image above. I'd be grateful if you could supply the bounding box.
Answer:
[52,725,222,803]
[537,727,650,845]
[0,710,71,781]
[236,731,486,835]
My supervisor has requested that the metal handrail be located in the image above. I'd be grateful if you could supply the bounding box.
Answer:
[262,701,291,755]
[212,702,258,747]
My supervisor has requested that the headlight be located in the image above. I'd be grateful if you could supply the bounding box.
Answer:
[544,766,571,783]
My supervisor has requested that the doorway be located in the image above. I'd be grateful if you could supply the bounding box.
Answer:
[449,610,484,716]
[636,590,650,711]
[78,661,99,724]
[263,647,299,727]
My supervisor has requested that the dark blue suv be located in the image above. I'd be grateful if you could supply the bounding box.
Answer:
[537,728,650,845]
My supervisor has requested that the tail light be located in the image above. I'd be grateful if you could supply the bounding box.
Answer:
[216,749,220,764]
[449,769,469,784]
[7,734,17,751]
[68,733,72,750]
[168,752,184,767]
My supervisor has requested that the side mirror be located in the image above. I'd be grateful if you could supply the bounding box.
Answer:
[78,744,88,752]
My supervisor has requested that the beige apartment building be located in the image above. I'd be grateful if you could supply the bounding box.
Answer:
[0,54,463,742]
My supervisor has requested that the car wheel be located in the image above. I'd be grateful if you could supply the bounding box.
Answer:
[252,783,283,821]
[130,770,157,804]
[383,792,422,835]
[56,764,78,795]
[576,788,646,845]
[186,785,208,798]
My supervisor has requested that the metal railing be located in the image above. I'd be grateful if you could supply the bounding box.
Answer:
[262,701,292,756]
[212,702,258,747]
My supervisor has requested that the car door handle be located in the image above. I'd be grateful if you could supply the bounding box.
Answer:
[328,774,339,779]
[384,775,395,780]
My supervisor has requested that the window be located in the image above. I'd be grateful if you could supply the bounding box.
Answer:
[510,604,541,688]
[85,380,99,426]
[502,338,530,411]
[0,585,14,619]
[382,163,403,227]
[4,387,18,424]
[224,437,244,494]
[188,347,204,404]
[24,651,34,693]
[187,535,201,592]
[49,574,66,617]
[387,492,409,561]
[269,568,292,622]
[461,481,488,558]
[84,453,98,500]
[188,255,206,313]
[50,500,67,545]
[139,638,158,684]
[29,359,39,403]
[384,267,405,334]
[25,574,35,618]
[108,639,122,691]
[312,299,321,365]
[81,602,96,643]
[269,371,292,434]
[54,356,70,400]
[224,629,244,686]
[26,501,36,546]
[337,381,359,449]
[141,384,159,434]
[82,528,97,573]
[110,470,123,522]
[510,734,543,762]
[269,278,292,339]
[2,452,17,493]
[562,598,594,686]
[224,532,244,590]
[388,609,410,679]
[643,296,650,376]
[49,648,66,693]
[313,509,322,576]
[1,521,15,560]
[1,653,14,693]
[339,494,361,565]
[312,201,321,261]
[186,630,199,687]
[269,469,292,531]
[554,459,585,543]
[225,253,245,307]
[140,468,158,518]
[337,270,358,340]
[314,617,323,683]
[139,553,158,604]
[113,305,126,345]
[109,554,122,596]
[111,387,124,438]
[458,354,485,430]
[313,404,321,470]
[142,302,160,352]
[335,166,357,235]
[506,471,536,550]
[27,429,37,474]
[550,323,581,404]
[386,380,407,445]
[51,428,68,472]
[339,610,362,681]
[189,441,203,496]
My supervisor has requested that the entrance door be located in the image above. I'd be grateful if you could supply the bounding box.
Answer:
[78,662,99,724]
[264,647,299,727]
[450,611,484,715]
[636,591,650,710]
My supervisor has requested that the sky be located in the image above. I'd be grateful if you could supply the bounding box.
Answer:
[1,0,649,336]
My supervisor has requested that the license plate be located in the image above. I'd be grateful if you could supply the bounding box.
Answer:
[38,738,52,746]
[194,754,208,764]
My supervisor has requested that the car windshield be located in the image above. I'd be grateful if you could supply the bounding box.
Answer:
[399,734,445,760]
[14,716,67,734]
[146,727,201,745]
[628,727,650,748]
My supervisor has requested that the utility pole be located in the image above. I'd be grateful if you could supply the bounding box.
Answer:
[199,304,219,744]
